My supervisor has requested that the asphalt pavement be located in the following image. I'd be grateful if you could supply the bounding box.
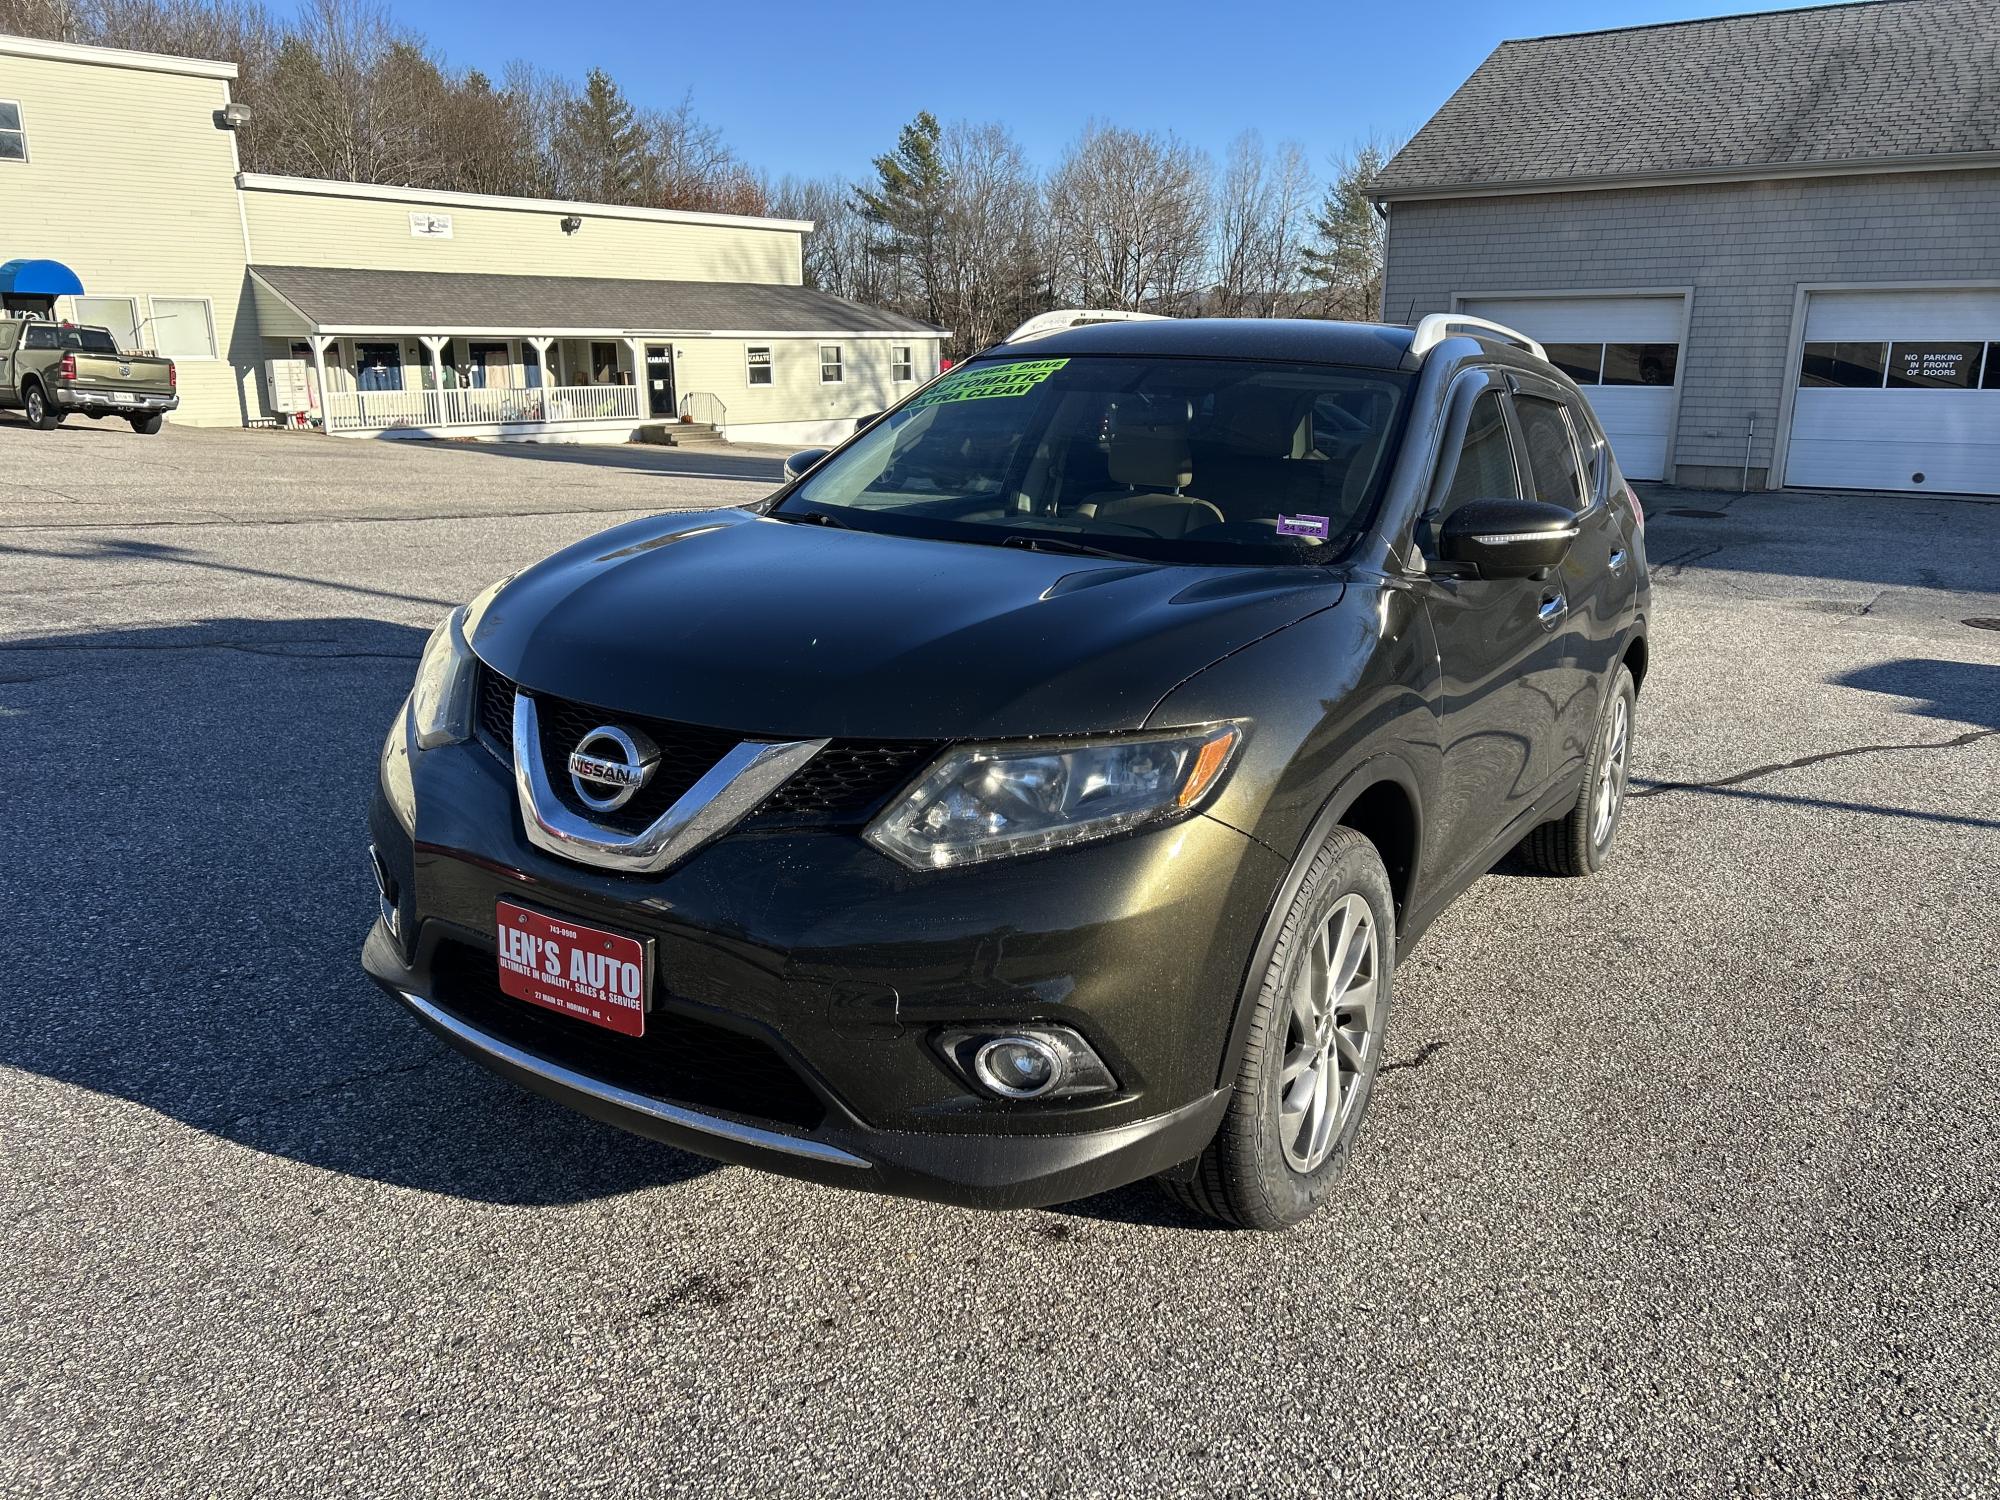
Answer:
[3,419,1997,1498]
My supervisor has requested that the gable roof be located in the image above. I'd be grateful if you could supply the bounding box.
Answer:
[247,265,941,337]
[1375,0,2000,200]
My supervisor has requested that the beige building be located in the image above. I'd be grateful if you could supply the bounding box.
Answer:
[1,34,942,445]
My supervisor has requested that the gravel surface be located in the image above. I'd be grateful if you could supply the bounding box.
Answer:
[3,421,1997,1498]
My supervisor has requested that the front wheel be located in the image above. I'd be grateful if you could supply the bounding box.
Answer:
[1161,826,1395,1230]
[24,384,60,430]
[129,414,163,435]
[1518,664,1635,876]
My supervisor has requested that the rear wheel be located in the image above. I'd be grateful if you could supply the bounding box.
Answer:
[1161,826,1394,1230]
[1519,664,1635,876]
[129,414,163,435]
[24,384,60,430]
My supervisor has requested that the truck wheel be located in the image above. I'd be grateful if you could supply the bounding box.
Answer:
[129,414,163,435]
[24,384,61,430]
[1160,826,1396,1230]
[1518,665,1636,877]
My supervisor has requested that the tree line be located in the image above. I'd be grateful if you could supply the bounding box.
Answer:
[3,0,1395,356]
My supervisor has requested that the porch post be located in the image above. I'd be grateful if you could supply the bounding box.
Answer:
[419,335,447,391]
[308,334,333,428]
[527,336,553,388]
[626,337,646,418]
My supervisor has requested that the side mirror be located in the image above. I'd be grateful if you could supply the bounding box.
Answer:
[782,447,830,481]
[1435,498,1579,579]
[853,412,882,432]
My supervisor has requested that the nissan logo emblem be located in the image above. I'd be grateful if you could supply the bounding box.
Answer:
[567,725,659,812]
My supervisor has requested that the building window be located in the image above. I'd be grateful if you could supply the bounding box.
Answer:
[1986,344,2000,390]
[1601,343,1679,387]
[891,344,914,382]
[590,341,621,384]
[819,344,843,383]
[0,101,25,161]
[1543,343,1603,384]
[72,296,142,353]
[1800,342,1886,388]
[149,297,217,360]
[1884,341,1983,390]
[747,345,773,386]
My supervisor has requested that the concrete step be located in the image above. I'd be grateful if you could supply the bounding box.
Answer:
[634,420,725,447]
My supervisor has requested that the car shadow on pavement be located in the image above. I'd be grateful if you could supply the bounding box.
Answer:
[444,439,786,482]
[0,615,715,1206]
[1833,657,2000,732]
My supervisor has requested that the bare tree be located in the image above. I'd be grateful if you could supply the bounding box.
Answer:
[648,92,767,216]
[1045,121,1211,312]
[771,175,889,304]
[934,120,1042,354]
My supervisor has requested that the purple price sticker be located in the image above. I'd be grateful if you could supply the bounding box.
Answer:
[1276,514,1331,541]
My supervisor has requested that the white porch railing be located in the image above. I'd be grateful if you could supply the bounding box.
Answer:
[323,383,645,434]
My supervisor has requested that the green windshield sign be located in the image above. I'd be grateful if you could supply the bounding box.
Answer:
[908,358,1068,408]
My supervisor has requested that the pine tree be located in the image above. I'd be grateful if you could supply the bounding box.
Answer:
[1301,141,1392,321]
[560,68,650,205]
[856,112,948,326]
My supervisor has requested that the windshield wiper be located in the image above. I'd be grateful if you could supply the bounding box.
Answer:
[774,507,854,530]
[997,532,1147,561]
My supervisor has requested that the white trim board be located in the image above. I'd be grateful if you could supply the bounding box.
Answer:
[1377,152,2000,203]
[238,173,812,234]
[0,33,236,79]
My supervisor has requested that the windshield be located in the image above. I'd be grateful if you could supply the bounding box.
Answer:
[777,354,1412,564]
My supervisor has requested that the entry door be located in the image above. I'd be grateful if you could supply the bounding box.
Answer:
[354,342,403,391]
[1784,289,2000,496]
[1417,376,1575,886]
[1459,296,1685,480]
[645,344,676,418]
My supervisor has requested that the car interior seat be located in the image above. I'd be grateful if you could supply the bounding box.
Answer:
[1074,422,1226,537]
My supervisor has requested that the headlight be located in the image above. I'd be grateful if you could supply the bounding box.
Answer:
[864,724,1242,870]
[409,605,476,749]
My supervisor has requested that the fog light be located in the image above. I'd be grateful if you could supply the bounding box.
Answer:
[974,1036,1065,1098]
[942,1025,1118,1102]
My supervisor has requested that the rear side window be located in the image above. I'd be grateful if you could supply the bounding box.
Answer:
[1514,396,1586,511]
[24,324,56,350]
[1438,391,1519,519]
[60,327,119,354]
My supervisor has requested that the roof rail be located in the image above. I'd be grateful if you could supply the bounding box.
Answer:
[1003,308,1171,344]
[1409,313,1546,362]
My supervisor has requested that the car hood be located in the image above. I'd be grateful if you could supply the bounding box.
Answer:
[467,510,1344,740]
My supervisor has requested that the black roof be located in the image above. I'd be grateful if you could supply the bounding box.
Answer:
[1377,0,2000,197]
[986,318,1418,369]
[250,264,941,336]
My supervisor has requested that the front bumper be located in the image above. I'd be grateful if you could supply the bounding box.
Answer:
[363,721,1285,1210]
[58,389,178,414]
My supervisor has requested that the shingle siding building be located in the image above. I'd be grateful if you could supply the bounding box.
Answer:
[1,34,941,446]
[1378,0,2000,495]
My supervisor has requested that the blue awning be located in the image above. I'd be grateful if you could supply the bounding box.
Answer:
[0,259,86,298]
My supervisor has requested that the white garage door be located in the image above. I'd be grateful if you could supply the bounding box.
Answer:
[1458,295,1684,480]
[1784,289,2000,496]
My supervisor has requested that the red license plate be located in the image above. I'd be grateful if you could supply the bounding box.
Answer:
[495,901,649,1037]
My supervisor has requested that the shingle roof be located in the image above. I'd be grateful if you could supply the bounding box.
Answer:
[249,264,940,335]
[1376,0,2000,197]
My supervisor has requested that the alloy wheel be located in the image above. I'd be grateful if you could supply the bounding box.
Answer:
[1592,694,1630,848]
[1278,893,1381,1173]
[26,389,44,424]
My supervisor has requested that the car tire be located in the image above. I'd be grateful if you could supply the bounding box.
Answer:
[129,414,163,435]
[24,384,60,430]
[1161,826,1396,1230]
[1518,664,1636,877]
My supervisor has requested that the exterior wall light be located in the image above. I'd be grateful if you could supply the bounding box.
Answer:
[560,215,583,234]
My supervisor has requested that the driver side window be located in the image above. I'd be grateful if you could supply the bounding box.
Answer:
[1437,390,1520,522]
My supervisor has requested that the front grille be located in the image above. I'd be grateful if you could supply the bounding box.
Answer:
[475,662,939,829]
[753,741,935,822]
[428,939,826,1130]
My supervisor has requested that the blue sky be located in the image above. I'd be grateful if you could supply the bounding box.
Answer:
[367,0,1866,180]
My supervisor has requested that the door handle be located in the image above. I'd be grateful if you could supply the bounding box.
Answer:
[1609,548,1629,572]
[1537,594,1567,630]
